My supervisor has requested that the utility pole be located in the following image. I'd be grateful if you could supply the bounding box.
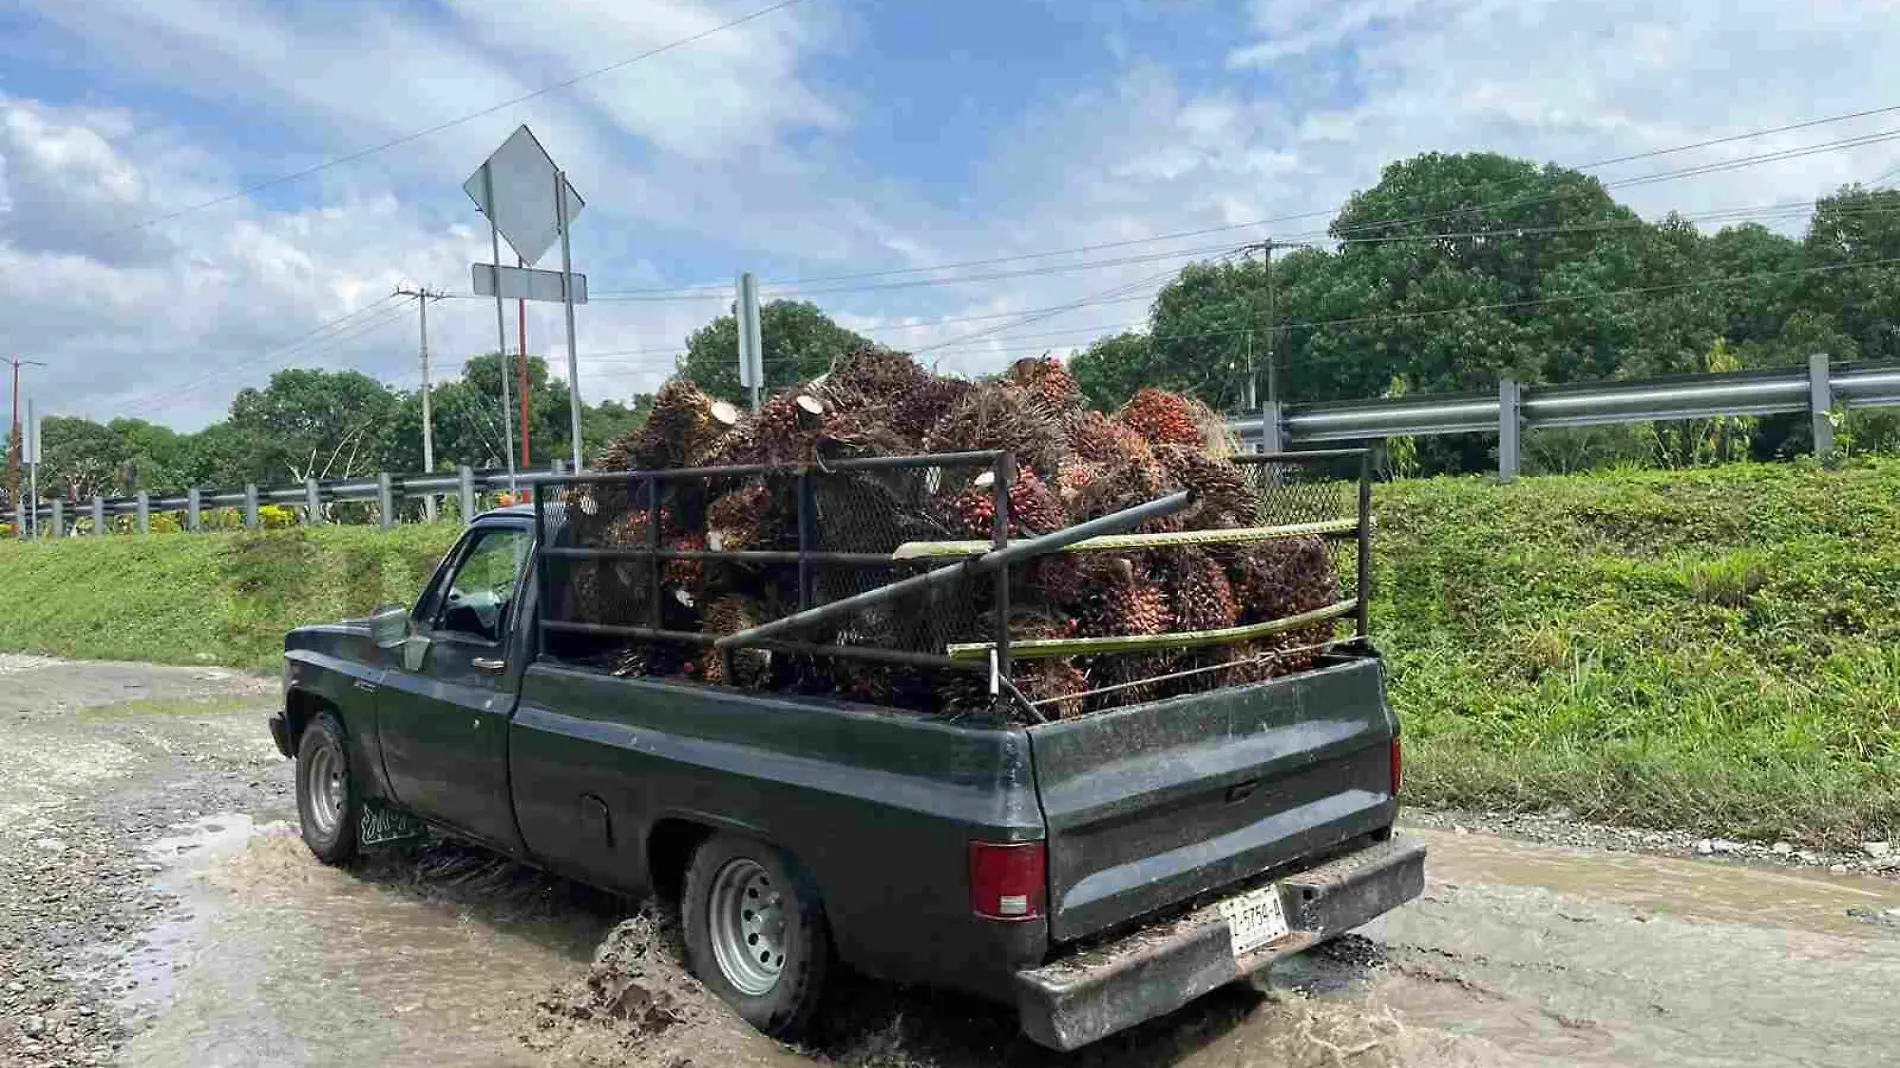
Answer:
[6,357,45,520]
[1242,239,1306,407]
[395,286,446,521]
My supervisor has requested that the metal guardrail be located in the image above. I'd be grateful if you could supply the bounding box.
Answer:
[9,462,569,539]
[12,355,1895,537]
[1230,354,1899,480]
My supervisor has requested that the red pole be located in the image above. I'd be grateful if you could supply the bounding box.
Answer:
[518,255,532,469]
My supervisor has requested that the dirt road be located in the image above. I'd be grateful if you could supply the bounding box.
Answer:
[3,658,1896,1067]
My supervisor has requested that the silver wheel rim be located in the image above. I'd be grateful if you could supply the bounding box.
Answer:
[708,857,788,996]
[305,742,344,838]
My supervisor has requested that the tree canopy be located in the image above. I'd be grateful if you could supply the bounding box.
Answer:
[675,300,876,403]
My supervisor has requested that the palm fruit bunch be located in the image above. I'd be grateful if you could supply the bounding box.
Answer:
[1167,550,1240,632]
[699,596,768,687]
[1077,556,1173,638]
[821,347,932,409]
[705,483,776,552]
[1114,387,1207,447]
[1228,536,1344,676]
[939,471,1066,538]
[631,380,741,469]
[924,382,1065,479]
[1153,444,1257,528]
[662,532,707,601]
[1005,356,1085,416]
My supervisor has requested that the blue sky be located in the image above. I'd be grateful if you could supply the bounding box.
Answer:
[4,0,1900,430]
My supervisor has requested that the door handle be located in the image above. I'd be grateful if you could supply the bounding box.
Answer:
[472,657,507,677]
[353,679,378,694]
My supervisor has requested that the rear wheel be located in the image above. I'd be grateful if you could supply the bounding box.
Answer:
[295,710,360,865]
[681,832,829,1038]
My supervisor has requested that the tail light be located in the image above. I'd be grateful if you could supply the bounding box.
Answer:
[1390,736,1403,796]
[969,840,1046,922]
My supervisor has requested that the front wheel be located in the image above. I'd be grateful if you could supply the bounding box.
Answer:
[681,832,830,1038]
[295,709,360,865]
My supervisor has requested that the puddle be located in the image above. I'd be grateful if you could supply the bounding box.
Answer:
[115,816,611,1068]
[1412,827,1900,937]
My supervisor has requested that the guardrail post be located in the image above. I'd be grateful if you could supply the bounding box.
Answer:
[377,472,395,530]
[1809,353,1835,458]
[1259,401,1285,455]
[304,477,321,526]
[186,487,202,532]
[91,497,105,537]
[13,501,25,539]
[1497,377,1521,483]
[136,491,150,535]
[244,484,260,529]
[458,465,476,524]
[51,499,64,538]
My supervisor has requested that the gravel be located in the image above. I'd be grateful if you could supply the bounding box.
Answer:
[0,659,283,1068]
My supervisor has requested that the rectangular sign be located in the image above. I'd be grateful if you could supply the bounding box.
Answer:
[472,263,588,304]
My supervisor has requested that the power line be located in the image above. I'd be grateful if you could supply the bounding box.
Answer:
[96,0,812,239]
[115,297,412,418]
[588,102,1900,300]
[911,252,1245,357]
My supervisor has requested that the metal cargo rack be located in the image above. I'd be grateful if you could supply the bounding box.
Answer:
[528,447,1374,722]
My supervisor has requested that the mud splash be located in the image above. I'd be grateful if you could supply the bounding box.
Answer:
[523,905,804,1067]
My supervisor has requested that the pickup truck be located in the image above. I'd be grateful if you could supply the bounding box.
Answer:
[272,491,1423,1050]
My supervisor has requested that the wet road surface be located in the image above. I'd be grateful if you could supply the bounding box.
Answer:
[2,657,1896,1067]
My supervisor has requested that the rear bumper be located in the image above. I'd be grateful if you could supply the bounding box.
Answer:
[1013,834,1426,1051]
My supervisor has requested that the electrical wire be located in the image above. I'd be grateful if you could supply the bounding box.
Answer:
[588,102,1900,300]
[115,297,414,418]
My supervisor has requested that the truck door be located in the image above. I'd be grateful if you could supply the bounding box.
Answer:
[377,521,531,850]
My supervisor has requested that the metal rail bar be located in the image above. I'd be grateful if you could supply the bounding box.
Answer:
[541,546,898,566]
[713,491,1194,652]
[945,599,1360,660]
[891,519,1358,561]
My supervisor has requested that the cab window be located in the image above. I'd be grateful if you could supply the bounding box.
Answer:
[434,527,530,644]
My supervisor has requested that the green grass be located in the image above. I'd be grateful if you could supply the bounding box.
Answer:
[1376,459,1900,848]
[0,525,460,670]
[3,462,1897,846]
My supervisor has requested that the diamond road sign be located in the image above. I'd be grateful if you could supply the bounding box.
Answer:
[464,125,585,266]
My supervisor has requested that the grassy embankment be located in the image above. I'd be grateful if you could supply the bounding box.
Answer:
[1376,460,1899,847]
[1,461,1895,846]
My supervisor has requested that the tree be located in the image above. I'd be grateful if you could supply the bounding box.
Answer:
[675,301,876,404]
[227,369,402,483]
[38,417,130,501]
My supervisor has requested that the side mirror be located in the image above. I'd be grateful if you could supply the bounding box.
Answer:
[369,605,411,649]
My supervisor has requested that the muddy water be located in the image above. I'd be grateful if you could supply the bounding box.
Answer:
[1364,828,1900,1068]
[111,815,1900,1068]
[117,818,610,1068]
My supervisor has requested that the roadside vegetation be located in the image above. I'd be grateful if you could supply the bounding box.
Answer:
[0,524,458,670]
[2,459,1895,846]
[1378,458,1900,848]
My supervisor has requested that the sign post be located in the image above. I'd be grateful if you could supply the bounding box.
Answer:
[479,162,519,491]
[465,125,587,477]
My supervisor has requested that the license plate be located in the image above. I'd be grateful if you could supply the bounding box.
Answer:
[359,800,426,847]
[1219,883,1290,957]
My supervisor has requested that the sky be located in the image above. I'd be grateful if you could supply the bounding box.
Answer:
[3,0,1900,432]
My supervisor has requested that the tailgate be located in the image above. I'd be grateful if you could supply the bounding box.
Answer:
[1026,657,1397,943]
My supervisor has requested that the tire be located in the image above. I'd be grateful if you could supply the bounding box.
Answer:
[295,709,361,865]
[681,832,830,1038]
